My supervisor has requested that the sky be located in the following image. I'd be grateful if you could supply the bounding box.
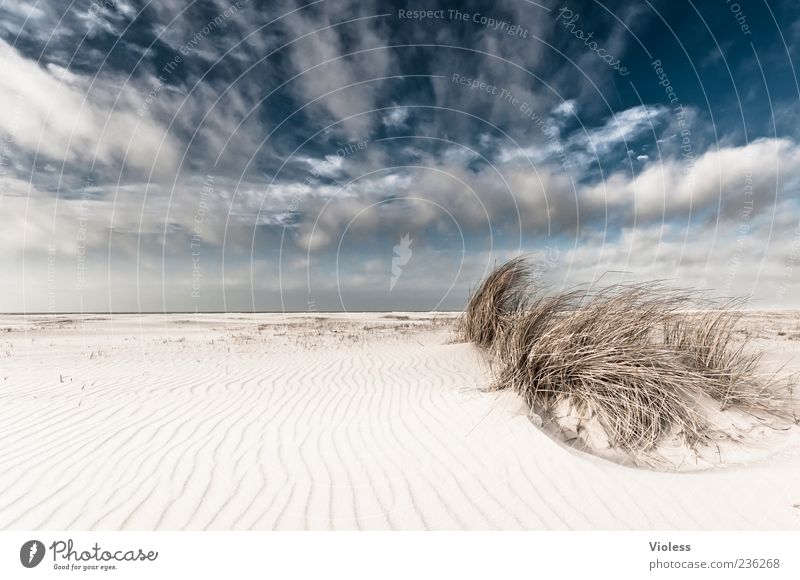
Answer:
[1,0,800,312]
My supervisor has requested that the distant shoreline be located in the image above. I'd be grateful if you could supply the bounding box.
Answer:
[1,308,797,316]
[0,310,463,316]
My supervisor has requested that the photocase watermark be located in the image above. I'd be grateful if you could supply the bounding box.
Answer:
[398,5,624,75]
[775,219,800,307]
[651,59,695,168]
[725,0,752,36]
[721,164,754,296]
[0,129,14,195]
[650,56,706,283]
[138,1,247,117]
[301,139,370,187]
[0,92,22,197]
[20,538,158,571]
[75,174,95,293]
[531,245,561,284]
[18,538,159,573]
[451,73,570,170]
[20,540,46,568]
[519,103,571,170]
[554,6,629,77]
[190,173,214,300]
[47,244,57,312]
[397,8,531,38]
[390,233,413,291]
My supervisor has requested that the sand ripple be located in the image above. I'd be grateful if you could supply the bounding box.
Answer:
[1,313,799,530]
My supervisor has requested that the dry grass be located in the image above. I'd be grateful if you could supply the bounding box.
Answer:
[458,257,531,349]
[463,259,797,454]
[661,306,792,414]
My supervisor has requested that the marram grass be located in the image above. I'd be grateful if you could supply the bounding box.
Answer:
[459,258,797,455]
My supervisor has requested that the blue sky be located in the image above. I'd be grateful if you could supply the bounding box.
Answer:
[2,0,800,312]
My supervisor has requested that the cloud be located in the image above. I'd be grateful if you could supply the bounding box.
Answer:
[584,137,800,223]
[0,39,181,177]
[281,133,800,277]
[569,105,668,157]
[281,1,393,139]
[3,0,800,312]
[495,104,668,170]
[382,106,408,128]
[283,153,579,254]
[553,99,577,117]
[559,199,800,307]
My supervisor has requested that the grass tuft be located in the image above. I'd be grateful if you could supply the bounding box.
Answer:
[463,259,797,455]
[458,257,531,349]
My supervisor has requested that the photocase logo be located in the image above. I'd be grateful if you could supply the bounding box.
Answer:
[20,540,45,568]
[390,233,413,291]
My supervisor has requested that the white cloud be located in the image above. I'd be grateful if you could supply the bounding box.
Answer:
[584,137,800,222]
[282,3,392,139]
[552,99,577,117]
[496,104,668,169]
[2,0,46,20]
[559,202,800,307]
[382,106,408,128]
[0,39,180,177]
[570,105,667,156]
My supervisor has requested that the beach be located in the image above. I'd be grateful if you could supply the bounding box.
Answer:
[1,312,799,530]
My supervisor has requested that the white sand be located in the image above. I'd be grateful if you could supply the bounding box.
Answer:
[1,311,799,530]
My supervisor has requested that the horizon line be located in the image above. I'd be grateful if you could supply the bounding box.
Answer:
[0,309,462,315]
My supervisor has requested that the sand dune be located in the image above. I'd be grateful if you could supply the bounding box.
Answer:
[1,312,799,530]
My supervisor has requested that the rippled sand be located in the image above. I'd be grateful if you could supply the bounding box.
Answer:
[1,311,799,530]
